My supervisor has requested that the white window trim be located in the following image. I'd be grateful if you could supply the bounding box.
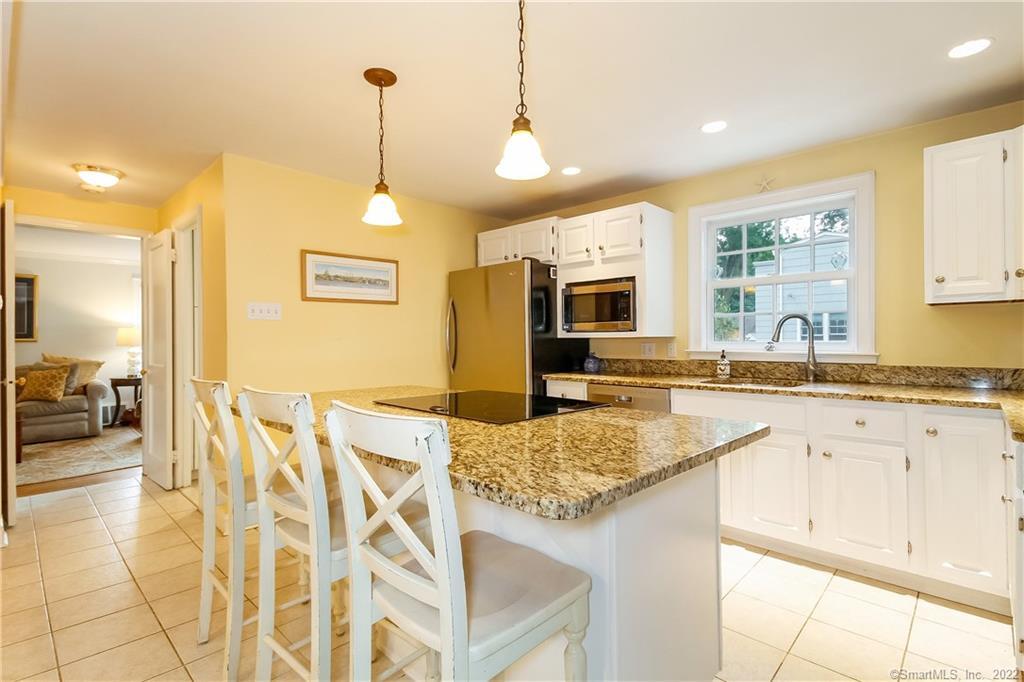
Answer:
[687,171,877,363]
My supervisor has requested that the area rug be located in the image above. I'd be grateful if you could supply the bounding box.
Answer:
[17,426,143,485]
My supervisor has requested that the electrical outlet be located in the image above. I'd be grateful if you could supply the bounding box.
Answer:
[640,342,656,358]
[247,302,282,320]
[666,342,678,358]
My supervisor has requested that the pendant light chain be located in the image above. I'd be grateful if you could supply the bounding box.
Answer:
[377,83,386,184]
[515,0,527,118]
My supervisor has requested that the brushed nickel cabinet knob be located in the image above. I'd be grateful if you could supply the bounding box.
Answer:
[1016,267,1024,278]
[934,275,946,284]
[503,255,509,261]
[855,418,866,427]
[822,451,833,459]
[926,427,938,437]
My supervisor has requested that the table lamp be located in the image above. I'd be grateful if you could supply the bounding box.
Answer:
[117,326,142,377]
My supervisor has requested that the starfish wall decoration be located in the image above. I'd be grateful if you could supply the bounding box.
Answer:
[756,175,775,193]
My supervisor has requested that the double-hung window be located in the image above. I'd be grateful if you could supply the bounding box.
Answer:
[688,172,875,361]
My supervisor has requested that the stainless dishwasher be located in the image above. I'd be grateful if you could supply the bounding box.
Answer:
[586,383,671,412]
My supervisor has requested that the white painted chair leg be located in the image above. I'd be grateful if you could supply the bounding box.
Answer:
[221,513,245,681]
[196,480,217,644]
[562,598,589,682]
[254,518,277,682]
[308,554,333,681]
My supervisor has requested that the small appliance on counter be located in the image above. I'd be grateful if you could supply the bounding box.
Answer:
[447,258,589,395]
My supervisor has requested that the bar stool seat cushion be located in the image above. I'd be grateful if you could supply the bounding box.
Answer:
[374,530,592,661]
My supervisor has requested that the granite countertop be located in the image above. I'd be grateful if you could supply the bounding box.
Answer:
[247,385,769,521]
[545,372,1024,442]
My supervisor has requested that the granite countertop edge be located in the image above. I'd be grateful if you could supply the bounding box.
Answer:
[545,372,1024,443]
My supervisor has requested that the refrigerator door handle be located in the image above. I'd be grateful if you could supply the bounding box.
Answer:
[445,298,457,372]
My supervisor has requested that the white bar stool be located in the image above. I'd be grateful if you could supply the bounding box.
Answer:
[238,387,431,681]
[325,400,592,681]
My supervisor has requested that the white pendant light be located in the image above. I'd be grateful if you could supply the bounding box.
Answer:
[495,0,549,181]
[362,68,403,227]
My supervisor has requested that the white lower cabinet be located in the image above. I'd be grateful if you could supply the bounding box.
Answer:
[813,437,909,570]
[732,431,810,545]
[1009,436,1024,670]
[921,411,1007,595]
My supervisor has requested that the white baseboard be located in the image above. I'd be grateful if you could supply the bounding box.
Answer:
[722,525,1012,616]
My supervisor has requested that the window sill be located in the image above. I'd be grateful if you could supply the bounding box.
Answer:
[687,350,879,364]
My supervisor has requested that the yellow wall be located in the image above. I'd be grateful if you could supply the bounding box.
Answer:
[529,101,1024,368]
[158,158,228,381]
[5,185,159,232]
[220,154,492,392]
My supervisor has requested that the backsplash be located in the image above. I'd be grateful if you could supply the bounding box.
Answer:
[599,359,1024,390]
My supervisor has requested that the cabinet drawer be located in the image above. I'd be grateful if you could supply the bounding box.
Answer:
[672,389,805,431]
[546,380,588,400]
[820,402,906,443]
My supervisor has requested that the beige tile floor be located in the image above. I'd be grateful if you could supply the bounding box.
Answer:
[1,477,1019,681]
[718,539,1019,681]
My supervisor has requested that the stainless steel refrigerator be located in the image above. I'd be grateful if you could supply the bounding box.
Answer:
[446,259,588,394]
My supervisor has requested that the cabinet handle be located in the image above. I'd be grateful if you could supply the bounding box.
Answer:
[934,275,946,283]
[854,418,866,427]
[585,247,591,254]
[1016,268,1024,278]
[503,255,509,261]
[822,451,833,459]
[513,253,519,258]
[926,427,938,437]
[598,245,605,251]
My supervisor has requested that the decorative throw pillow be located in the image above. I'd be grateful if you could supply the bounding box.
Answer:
[25,362,80,395]
[41,353,104,393]
[18,366,70,402]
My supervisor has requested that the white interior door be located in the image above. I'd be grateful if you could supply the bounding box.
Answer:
[142,229,174,489]
[1,200,16,528]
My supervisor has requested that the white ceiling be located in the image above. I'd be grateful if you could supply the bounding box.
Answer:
[5,2,1022,220]
[15,224,141,266]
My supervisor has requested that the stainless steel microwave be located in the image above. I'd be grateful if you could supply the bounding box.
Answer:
[562,277,636,332]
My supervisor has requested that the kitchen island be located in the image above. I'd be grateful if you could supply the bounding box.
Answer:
[255,385,770,680]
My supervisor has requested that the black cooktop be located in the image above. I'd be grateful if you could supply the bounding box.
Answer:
[374,390,608,425]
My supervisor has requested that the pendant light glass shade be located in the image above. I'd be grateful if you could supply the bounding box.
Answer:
[495,116,550,180]
[362,181,403,226]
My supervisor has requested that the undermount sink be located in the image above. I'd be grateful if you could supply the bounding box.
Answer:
[700,377,806,388]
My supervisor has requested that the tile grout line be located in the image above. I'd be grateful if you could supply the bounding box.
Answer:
[897,590,922,672]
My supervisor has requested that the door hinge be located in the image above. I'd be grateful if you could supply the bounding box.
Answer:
[1005,270,1011,282]
[906,456,911,472]
[639,212,644,224]
[1003,148,1008,162]
[171,450,179,465]
[907,540,913,555]
[807,443,811,457]
[1018,516,1023,532]
[169,248,177,263]
[639,237,644,248]
[1019,638,1023,654]
[808,519,814,532]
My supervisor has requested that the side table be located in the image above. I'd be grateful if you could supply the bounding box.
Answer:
[110,376,143,427]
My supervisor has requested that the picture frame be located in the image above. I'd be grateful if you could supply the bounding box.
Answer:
[301,250,399,304]
[15,274,38,342]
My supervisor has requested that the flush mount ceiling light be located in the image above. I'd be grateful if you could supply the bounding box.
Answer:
[701,120,728,134]
[72,164,123,192]
[948,38,992,59]
[361,67,402,227]
[561,166,581,176]
[495,0,550,181]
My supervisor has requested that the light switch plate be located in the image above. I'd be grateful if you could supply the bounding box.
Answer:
[666,342,678,358]
[640,342,655,358]
[247,302,282,320]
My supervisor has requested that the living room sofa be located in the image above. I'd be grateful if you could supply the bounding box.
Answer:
[17,380,110,444]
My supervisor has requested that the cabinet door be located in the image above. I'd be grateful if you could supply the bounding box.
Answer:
[557,215,595,265]
[733,430,810,544]
[596,205,643,260]
[922,412,1007,594]
[514,219,556,263]
[925,134,1008,303]
[815,438,909,569]
[477,228,512,266]
[1008,438,1023,670]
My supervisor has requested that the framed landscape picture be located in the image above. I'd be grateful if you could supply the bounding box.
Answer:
[15,274,38,342]
[301,250,399,304]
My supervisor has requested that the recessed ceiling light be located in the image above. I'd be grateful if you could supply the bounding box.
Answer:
[701,120,728,134]
[948,38,992,59]
[72,164,123,192]
[561,166,581,176]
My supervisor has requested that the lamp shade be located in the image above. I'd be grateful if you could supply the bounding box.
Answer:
[362,183,403,226]
[116,326,141,347]
[495,127,550,180]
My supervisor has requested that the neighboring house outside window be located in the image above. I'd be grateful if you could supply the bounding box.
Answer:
[687,172,876,362]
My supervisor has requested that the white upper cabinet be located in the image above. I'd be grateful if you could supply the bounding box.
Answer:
[595,204,644,259]
[924,126,1023,304]
[922,411,1007,595]
[477,227,512,266]
[514,218,557,263]
[556,215,596,265]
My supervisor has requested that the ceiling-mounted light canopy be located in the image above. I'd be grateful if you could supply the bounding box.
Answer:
[73,164,123,192]
[361,67,403,227]
[495,0,549,181]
